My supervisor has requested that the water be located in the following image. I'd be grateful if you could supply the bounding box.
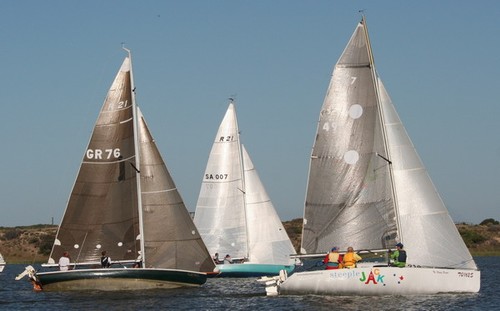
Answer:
[1,257,498,310]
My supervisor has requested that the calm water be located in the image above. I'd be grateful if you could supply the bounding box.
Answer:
[0,257,498,310]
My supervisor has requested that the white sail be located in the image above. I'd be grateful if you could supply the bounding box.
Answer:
[0,253,5,273]
[194,103,248,259]
[377,78,476,269]
[243,145,296,266]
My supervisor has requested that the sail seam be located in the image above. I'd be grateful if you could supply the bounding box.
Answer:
[82,155,135,164]
[142,188,177,194]
[337,64,370,68]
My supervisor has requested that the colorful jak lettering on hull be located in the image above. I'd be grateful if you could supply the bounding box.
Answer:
[328,269,405,286]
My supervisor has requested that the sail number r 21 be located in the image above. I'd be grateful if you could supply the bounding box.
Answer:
[86,148,121,160]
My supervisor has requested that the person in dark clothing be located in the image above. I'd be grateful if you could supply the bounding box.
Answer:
[101,251,112,268]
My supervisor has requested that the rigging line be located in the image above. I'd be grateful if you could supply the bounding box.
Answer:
[376,152,392,164]
[129,162,140,173]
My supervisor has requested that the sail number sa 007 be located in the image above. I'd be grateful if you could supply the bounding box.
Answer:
[205,173,228,180]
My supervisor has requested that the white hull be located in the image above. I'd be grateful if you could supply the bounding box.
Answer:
[0,264,5,273]
[275,266,480,296]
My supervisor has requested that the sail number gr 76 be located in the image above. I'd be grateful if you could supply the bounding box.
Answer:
[86,148,121,160]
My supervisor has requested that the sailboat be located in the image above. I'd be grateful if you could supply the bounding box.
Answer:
[194,101,297,277]
[265,17,480,295]
[0,253,5,273]
[15,50,215,291]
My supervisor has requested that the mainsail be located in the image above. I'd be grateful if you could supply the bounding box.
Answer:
[49,57,139,264]
[301,19,476,270]
[302,22,396,254]
[194,103,248,259]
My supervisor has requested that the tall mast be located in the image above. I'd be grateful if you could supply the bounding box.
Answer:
[362,16,403,244]
[232,98,249,259]
[123,46,146,265]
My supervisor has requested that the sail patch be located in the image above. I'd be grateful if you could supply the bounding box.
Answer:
[344,150,359,165]
[349,104,363,119]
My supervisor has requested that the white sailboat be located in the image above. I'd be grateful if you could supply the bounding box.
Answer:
[266,17,480,295]
[0,253,5,273]
[16,50,215,291]
[194,101,297,277]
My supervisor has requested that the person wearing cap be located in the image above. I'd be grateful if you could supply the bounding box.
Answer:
[343,246,362,268]
[58,251,71,271]
[323,247,343,270]
[389,243,407,267]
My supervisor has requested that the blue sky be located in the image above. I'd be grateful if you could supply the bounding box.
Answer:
[1,1,499,227]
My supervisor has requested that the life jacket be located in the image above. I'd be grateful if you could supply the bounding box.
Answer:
[328,252,341,264]
[343,252,357,267]
[398,250,407,263]
[324,252,343,269]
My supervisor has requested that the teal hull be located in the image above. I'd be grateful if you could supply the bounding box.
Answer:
[36,268,207,291]
[214,263,295,278]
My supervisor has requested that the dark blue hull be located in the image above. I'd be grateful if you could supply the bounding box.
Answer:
[36,268,207,291]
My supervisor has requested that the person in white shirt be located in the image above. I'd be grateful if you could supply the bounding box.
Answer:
[58,251,71,271]
[223,254,232,264]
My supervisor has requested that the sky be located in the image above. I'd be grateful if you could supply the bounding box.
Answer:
[1,1,499,227]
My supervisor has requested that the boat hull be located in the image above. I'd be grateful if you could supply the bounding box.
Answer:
[277,266,480,295]
[36,268,207,291]
[215,263,295,278]
[0,264,5,273]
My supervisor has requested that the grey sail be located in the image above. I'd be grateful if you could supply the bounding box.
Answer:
[137,108,214,271]
[49,57,139,264]
[301,19,475,270]
[301,22,396,254]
